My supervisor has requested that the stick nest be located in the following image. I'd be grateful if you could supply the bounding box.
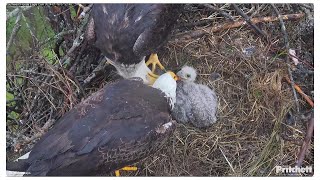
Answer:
[6,4,314,176]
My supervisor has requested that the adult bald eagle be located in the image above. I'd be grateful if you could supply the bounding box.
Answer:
[6,72,178,176]
[86,4,183,84]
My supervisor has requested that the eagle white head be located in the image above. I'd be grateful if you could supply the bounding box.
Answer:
[152,72,178,109]
[177,66,197,82]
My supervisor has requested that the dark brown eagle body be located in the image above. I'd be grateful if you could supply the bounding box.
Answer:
[90,4,182,65]
[7,79,175,176]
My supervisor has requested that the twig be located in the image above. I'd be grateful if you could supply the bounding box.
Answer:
[14,118,56,152]
[6,6,32,21]
[289,53,314,70]
[250,4,267,18]
[6,9,22,52]
[271,4,300,113]
[59,4,93,67]
[21,12,39,47]
[299,5,313,21]
[203,4,234,21]
[231,4,268,41]
[296,117,314,167]
[219,146,235,173]
[83,57,109,87]
[284,76,314,108]
[61,68,86,99]
[69,41,89,74]
[177,19,215,29]
[280,134,302,146]
[299,4,313,10]
[66,40,87,70]
[40,29,75,47]
[174,13,304,42]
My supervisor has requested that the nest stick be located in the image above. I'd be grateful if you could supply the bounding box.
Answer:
[40,29,75,47]
[203,4,234,21]
[284,76,314,108]
[296,117,314,167]
[231,4,268,40]
[14,118,56,152]
[271,4,300,113]
[177,19,215,29]
[219,146,236,173]
[174,13,304,42]
[83,57,109,87]
[59,4,93,66]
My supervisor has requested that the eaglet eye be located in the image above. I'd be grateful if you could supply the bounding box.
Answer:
[186,74,191,78]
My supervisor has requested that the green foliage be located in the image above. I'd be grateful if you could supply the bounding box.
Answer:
[6,92,20,121]
[6,6,56,62]
[41,47,57,64]
[6,14,16,39]
[6,92,14,101]
[70,5,77,18]
[6,6,57,121]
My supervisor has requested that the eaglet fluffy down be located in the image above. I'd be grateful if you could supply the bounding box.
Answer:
[172,66,218,128]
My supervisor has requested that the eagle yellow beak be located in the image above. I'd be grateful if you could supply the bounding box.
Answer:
[167,71,180,81]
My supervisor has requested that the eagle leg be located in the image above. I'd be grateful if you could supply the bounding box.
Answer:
[147,72,159,85]
[146,53,167,85]
[115,166,138,176]
[145,53,166,74]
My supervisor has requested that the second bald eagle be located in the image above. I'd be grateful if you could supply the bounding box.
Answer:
[87,4,183,84]
[6,72,179,176]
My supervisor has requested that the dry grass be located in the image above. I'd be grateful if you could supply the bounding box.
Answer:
[119,4,314,177]
[6,4,313,177]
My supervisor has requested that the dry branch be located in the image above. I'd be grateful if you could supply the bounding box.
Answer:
[6,10,22,52]
[40,29,75,47]
[59,4,93,67]
[174,13,304,42]
[21,12,39,47]
[296,116,314,167]
[203,4,234,21]
[231,4,268,40]
[284,76,314,108]
[83,57,109,87]
[14,118,56,152]
[271,4,300,113]
[6,6,32,21]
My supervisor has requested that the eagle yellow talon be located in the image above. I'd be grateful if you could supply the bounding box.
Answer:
[145,53,166,74]
[115,166,138,176]
[147,72,160,85]
[115,170,120,177]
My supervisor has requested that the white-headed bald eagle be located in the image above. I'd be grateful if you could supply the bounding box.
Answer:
[6,72,178,176]
[86,4,183,84]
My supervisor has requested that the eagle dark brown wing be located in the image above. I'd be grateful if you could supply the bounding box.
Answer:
[11,79,174,176]
[91,4,182,65]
